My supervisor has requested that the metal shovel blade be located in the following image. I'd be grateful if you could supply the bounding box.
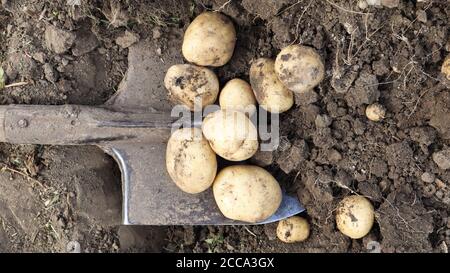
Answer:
[101,142,304,225]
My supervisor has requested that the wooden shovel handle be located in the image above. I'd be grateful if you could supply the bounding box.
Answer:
[0,105,177,145]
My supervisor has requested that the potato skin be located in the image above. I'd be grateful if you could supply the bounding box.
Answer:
[202,110,258,161]
[213,165,282,223]
[275,45,325,93]
[182,12,236,67]
[336,195,374,239]
[164,64,219,111]
[277,216,310,243]
[166,128,217,194]
[249,58,294,113]
[219,78,257,116]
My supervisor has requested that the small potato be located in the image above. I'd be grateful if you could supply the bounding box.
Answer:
[164,64,219,111]
[365,103,386,121]
[202,109,258,161]
[182,12,236,67]
[336,195,374,239]
[219,78,257,116]
[275,45,325,93]
[213,165,282,223]
[441,54,450,80]
[249,58,294,113]
[166,128,217,194]
[277,216,310,243]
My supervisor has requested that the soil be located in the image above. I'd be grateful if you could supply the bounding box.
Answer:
[0,0,449,253]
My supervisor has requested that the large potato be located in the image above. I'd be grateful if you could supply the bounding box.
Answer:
[275,45,325,93]
[219,78,257,116]
[166,128,217,194]
[249,58,294,113]
[277,216,310,243]
[202,109,258,161]
[182,12,236,67]
[164,64,219,111]
[336,195,374,239]
[213,165,282,223]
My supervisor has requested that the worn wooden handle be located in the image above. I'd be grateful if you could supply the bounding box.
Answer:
[0,105,177,145]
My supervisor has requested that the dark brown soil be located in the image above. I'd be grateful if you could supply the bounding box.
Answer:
[0,0,449,253]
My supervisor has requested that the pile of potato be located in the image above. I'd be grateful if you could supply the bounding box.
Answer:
[164,12,375,242]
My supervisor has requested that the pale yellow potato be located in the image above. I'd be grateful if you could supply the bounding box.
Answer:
[275,45,325,93]
[441,54,450,80]
[164,64,219,111]
[365,103,386,122]
[213,165,282,223]
[182,12,236,67]
[336,195,374,239]
[166,128,217,194]
[249,58,294,113]
[277,216,310,243]
[202,109,258,161]
[219,78,257,116]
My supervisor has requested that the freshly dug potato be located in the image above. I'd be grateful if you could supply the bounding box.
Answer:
[182,12,236,67]
[365,103,386,121]
[219,78,257,116]
[213,165,282,222]
[249,58,294,113]
[275,45,325,93]
[442,54,450,80]
[164,64,219,111]
[277,216,310,243]
[336,195,374,239]
[202,109,258,161]
[166,128,217,194]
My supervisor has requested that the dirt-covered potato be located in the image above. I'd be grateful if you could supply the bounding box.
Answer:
[182,12,236,67]
[249,58,294,113]
[202,109,258,161]
[275,45,325,93]
[219,78,257,116]
[213,165,282,223]
[164,64,219,111]
[336,195,375,239]
[166,128,217,194]
[365,103,386,121]
[441,54,450,80]
[277,216,310,243]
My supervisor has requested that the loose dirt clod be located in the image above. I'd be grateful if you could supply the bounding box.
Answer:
[45,25,76,54]
[432,149,450,170]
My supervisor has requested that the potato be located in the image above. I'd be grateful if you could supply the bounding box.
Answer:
[277,216,310,243]
[275,45,325,93]
[336,195,374,239]
[365,103,386,122]
[182,12,236,67]
[166,128,217,194]
[441,54,450,80]
[219,78,257,116]
[164,64,219,111]
[249,58,294,113]
[213,165,282,222]
[202,109,258,161]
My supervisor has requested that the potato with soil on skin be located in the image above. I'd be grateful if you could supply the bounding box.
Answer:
[277,216,310,243]
[164,64,219,111]
[166,127,217,194]
[336,195,375,239]
[219,78,257,116]
[275,45,325,93]
[213,165,282,223]
[442,54,450,80]
[365,103,386,122]
[182,12,236,67]
[202,109,258,161]
[249,58,294,113]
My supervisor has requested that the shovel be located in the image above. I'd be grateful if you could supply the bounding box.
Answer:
[0,40,304,225]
